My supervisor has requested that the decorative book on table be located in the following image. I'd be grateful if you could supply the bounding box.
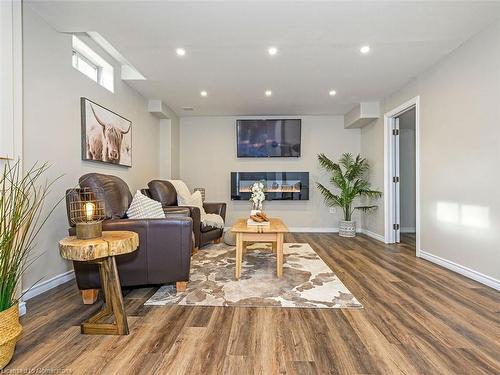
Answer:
[247,219,271,226]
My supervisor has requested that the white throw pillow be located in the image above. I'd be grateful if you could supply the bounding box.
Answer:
[127,190,166,219]
[178,190,206,215]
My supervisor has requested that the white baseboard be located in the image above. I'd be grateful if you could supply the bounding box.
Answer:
[420,250,500,291]
[225,225,387,240]
[224,226,340,233]
[401,227,416,233]
[359,228,385,242]
[22,269,75,301]
[288,227,338,233]
[289,227,386,242]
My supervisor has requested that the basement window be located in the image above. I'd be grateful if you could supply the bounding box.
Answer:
[72,35,114,92]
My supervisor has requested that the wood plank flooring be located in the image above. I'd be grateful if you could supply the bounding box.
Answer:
[7,233,500,374]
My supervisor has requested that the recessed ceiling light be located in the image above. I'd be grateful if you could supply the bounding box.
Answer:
[329,90,337,96]
[200,90,208,97]
[182,106,194,111]
[360,45,370,54]
[265,90,272,96]
[268,46,278,56]
[176,48,186,56]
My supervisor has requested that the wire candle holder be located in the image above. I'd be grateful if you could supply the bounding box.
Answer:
[68,187,106,240]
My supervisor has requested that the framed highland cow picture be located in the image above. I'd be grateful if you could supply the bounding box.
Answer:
[81,97,132,167]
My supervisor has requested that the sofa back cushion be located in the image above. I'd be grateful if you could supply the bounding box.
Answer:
[79,173,132,219]
[148,180,178,206]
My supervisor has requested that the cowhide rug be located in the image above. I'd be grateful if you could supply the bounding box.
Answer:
[145,242,362,309]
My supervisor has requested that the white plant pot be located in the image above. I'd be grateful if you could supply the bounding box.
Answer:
[339,220,356,237]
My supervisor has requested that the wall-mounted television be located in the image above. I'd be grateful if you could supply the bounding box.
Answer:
[236,119,301,158]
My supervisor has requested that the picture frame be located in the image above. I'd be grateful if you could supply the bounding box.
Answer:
[81,97,132,167]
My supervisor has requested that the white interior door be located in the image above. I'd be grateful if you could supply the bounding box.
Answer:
[384,97,419,252]
[393,117,401,243]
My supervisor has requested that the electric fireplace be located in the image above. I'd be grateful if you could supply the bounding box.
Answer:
[231,172,309,201]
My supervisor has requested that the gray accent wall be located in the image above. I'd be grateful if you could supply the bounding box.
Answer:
[361,20,500,282]
[179,116,362,229]
[22,6,164,290]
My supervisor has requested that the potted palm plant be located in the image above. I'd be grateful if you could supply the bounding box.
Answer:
[316,153,382,237]
[0,161,58,369]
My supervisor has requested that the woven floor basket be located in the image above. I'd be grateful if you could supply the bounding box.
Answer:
[0,303,22,369]
[339,220,356,237]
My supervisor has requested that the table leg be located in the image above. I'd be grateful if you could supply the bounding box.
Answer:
[276,233,284,277]
[236,233,243,279]
[94,260,112,317]
[272,241,277,254]
[81,256,129,335]
[105,256,129,335]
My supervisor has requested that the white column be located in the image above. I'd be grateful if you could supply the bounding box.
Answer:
[159,118,172,179]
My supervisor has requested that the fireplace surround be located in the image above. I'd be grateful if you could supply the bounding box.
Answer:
[231,172,309,201]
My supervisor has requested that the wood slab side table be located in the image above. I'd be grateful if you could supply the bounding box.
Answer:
[59,231,139,335]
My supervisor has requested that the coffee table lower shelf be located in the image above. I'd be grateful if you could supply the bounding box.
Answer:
[231,218,289,280]
[235,232,284,279]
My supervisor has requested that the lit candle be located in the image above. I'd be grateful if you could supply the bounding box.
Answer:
[84,202,95,221]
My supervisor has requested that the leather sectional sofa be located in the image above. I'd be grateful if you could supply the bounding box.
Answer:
[66,173,193,304]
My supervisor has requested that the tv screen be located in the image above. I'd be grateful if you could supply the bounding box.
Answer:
[236,119,301,157]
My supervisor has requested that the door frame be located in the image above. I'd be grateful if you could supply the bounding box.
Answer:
[383,96,421,257]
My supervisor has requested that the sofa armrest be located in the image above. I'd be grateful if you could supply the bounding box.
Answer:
[162,206,191,218]
[203,202,227,220]
[72,217,193,289]
[103,217,193,283]
[102,218,149,231]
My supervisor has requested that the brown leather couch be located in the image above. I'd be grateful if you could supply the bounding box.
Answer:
[66,173,193,304]
[144,180,226,249]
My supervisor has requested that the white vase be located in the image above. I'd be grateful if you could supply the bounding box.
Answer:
[339,220,356,237]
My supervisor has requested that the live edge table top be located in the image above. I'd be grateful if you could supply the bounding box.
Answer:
[59,231,139,262]
[231,218,289,233]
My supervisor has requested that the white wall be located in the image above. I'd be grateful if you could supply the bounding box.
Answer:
[159,119,172,179]
[398,108,416,231]
[0,0,14,158]
[22,5,162,290]
[171,116,181,179]
[0,0,22,161]
[180,115,362,230]
[1,0,23,307]
[361,20,500,284]
[158,104,181,180]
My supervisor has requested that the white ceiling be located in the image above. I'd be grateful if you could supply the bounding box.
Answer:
[27,1,500,117]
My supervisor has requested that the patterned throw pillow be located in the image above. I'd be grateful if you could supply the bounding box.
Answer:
[127,190,165,219]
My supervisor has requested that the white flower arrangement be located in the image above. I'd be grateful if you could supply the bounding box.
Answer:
[250,181,266,210]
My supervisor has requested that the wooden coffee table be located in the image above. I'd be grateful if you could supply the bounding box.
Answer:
[231,218,289,279]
